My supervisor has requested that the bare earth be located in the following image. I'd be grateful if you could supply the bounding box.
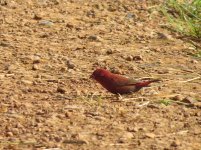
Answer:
[0,0,201,149]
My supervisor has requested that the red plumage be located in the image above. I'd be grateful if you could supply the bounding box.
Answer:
[90,68,160,94]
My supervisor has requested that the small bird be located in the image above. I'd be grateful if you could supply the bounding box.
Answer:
[90,68,160,94]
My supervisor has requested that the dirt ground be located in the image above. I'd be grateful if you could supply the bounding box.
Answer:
[0,0,201,149]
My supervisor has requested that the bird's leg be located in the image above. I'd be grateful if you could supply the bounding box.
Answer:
[117,93,123,100]
[139,88,145,95]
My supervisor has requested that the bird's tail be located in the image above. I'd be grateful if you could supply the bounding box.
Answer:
[135,79,161,88]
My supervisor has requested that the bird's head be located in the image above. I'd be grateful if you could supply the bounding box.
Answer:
[90,68,111,81]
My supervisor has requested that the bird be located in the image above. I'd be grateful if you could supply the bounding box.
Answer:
[90,68,160,94]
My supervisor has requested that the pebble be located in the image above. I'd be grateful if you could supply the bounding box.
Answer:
[63,139,88,144]
[133,55,143,61]
[126,13,135,19]
[21,79,33,85]
[145,133,156,138]
[157,69,170,74]
[171,140,181,147]
[67,60,75,69]
[88,35,102,41]
[190,59,198,64]
[33,56,41,64]
[32,64,39,70]
[122,132,134,139]
[106,49,114,55]
[57,87,66,94]
[0,74,5,79]
[156,32,172,40]
[0,41,10,47]
[182,96,196,104]
[110,68,122,74]
[126,55,133,61]
[127,127,139,132]
[188,47,196,50]
[195,111,201,117]
[171,95,183,101]
[193,102,201,108]
[11,128,19,135]
[33,14,42,20]
[39,20,54,26]
[0,105,8,113]
[6,132,13,137]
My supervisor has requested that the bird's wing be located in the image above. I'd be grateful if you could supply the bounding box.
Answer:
[111,75,160,87]
[110,75,139,86]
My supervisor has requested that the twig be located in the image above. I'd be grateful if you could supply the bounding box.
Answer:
[137,101,150,107]
[179,76,201,83]
[121,97,146,102]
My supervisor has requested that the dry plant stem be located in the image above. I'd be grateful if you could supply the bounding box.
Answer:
[121,97,146,102]
[137,101,150,107]
[179,77,201,83]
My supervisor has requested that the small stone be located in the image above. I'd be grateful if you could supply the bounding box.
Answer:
[39,20,54,26]
[126,55,133,61]
[111,68,122,74]
[21,138,37,144]
[65,112,71,118]
[193,102,201,108]
[133,55,143,61]
[33,14,42,20]
[126,13,135,19]
[54,136,63,142]
[193,128,201,135]
[171,95,183,101]
[32,64,39,70]
[0,41,10,47]
[6,132,13,137]
[182,96,196,104]
[88,35,102,41]
[57,87,66,94]
[156,32,172,40]
[195,111,201,117]
[140,40,146,44]
[21,80,33,85]
[106,49,114,55]
[12,128,19,135]
[63,137,88,144]
[127,127,139,132]
[188,47,196,50]
[0,74,5,79]
[145,133,156,138]
[33,56,41,64]
[190,59,198,64]
[86,10,96,18]
[157,69,169,74]
[171,140,181,147]
[60,67,67,72]
[67,60,75,69]
[136,22,143,27]
[122,132,133,139]
[0,105,8,113]
[16,123,24,128]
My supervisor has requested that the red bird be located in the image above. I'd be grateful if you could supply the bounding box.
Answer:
[90,68,160,94]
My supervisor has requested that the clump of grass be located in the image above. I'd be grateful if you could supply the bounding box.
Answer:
[161,0,201,39]
[192,50,201,58]
[159,99,173,106]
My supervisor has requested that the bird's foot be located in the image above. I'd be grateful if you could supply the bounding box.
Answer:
[117,93,123,100]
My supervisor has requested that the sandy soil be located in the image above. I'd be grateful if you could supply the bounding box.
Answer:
[0,0,201,149]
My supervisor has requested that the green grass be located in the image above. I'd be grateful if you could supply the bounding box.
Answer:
[193,50,201,58]
[161,0,201,39]
[159,99,173,106]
